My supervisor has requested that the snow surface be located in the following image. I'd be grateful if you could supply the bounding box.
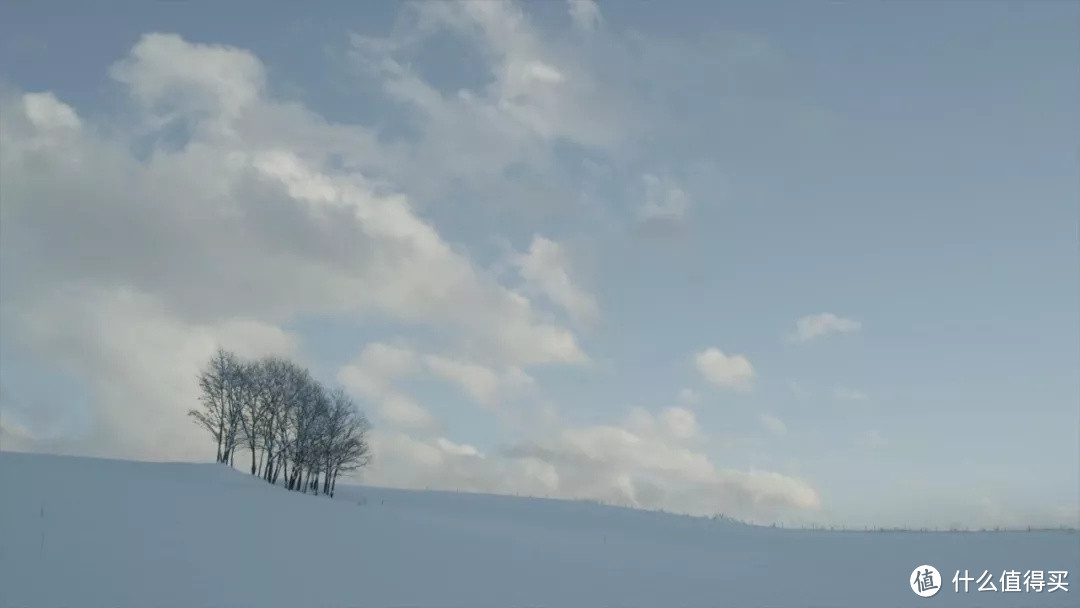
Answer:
[1,451,1076,607]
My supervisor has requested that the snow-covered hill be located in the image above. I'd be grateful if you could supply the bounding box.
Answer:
[0,451,1076,607]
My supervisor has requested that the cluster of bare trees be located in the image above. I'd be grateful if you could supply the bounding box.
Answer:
[189,348,371,497]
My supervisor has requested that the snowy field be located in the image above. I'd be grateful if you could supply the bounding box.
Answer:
[0,451,1076,608]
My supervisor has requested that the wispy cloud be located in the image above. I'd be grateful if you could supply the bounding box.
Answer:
[791,313,862,342]
[567,0,602,31]
[761,414,788,437]
[515,236,599,326]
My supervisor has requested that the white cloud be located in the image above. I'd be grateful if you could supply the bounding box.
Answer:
[659,407,699,440]
[361,396,820,523]
[792,313,862,342]
[424,355,501,405]
[248,150,588,366]
[8,33,588,367]
[515,235,598,325]
[567,0,602,31]
[639,173,691,224]
[380,394,437,430]
[435,437,483,458]
[109,32,265,134]
[367,430,561,497]
[0,13,827,525]
[424,355,534,408]
[2,286,296,461]
[370,432,446,470]
[506,413,818,522]
[337,343,435,431]
[2,31,597,460]
[624,406,700,441]
[22,93,81,130]
[337,344,535,421]
[694,347,754,391]
[347,0,629,201]
[353,343,421,380]
[761,414,788,437]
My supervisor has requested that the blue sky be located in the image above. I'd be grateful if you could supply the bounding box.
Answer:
[1,0,1077,528]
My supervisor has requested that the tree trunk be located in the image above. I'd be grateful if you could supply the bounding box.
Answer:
[215,417,225,463]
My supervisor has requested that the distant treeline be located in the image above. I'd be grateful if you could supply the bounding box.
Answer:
[189,348,371,497]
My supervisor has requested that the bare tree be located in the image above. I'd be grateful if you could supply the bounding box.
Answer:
[226,360,250,468]
[233,361,263,475]
[189,348,237,463]
[189,349,372,496]
[327,391,371,497]
[252,359,280,482]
